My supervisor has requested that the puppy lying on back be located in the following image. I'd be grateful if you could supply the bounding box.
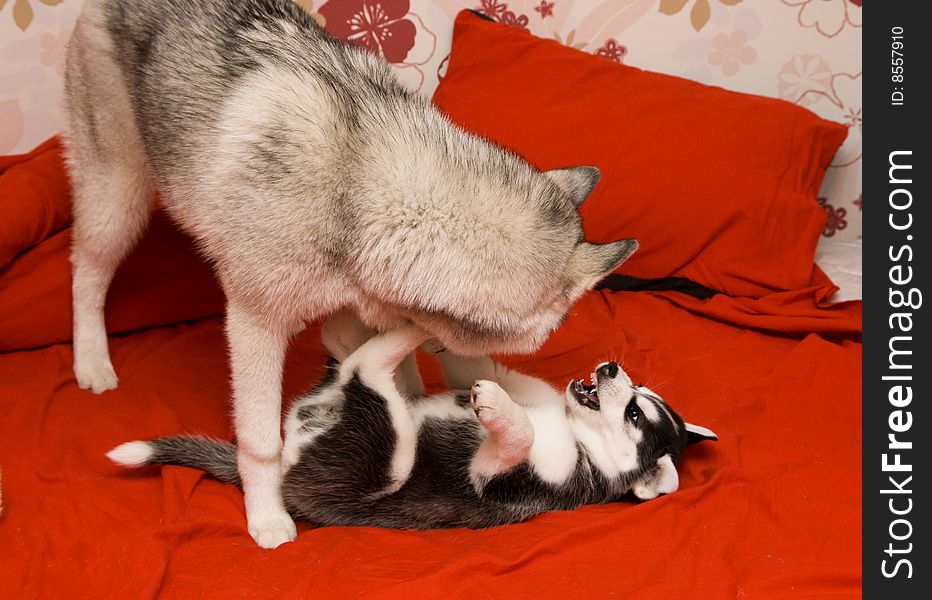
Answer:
[110,314,716,529]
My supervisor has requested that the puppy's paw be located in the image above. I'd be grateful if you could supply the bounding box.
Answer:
[248,511,297,549]
[74,356,119,394]
[470,380,518,432]
[469,381,533,475]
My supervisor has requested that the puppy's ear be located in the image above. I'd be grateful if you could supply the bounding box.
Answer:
[564,239,639,300]
[632,454,679,500]
[545,166,600,206]
[685,423,718,445]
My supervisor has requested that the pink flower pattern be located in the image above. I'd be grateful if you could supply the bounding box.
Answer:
[534,1,555,19]
[476,1,530,31]
[477,0,507,21]
[436,53,450,81]
[319,0,417,63]
[708,29,757,76]
[500,10,529,29]
[38,29,70,76]
[777,54,832,105]
[818,198,847,237]
[595,39,627,63]
[841,101,861,130]
[780,0,861,39]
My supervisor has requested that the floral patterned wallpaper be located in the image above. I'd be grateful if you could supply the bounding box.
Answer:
[1,0,861,240]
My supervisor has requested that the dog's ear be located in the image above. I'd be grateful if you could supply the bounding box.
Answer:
[564,239,639,299]
[632,454,679,500]
[685,423,718,446]
[545,166,600,206]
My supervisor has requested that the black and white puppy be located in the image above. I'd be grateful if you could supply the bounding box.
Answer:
[109,315,716,529]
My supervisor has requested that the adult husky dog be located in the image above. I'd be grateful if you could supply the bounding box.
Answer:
[109,315,716,530]
[64,0,636,547]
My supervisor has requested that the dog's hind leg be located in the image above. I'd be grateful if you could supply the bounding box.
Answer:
[64,12,154,393]
[343,323,432,388]
[341,324,432,494]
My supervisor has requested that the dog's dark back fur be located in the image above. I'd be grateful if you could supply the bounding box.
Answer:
[103,0,405,183]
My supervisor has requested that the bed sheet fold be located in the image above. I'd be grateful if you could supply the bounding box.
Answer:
[0,290,861,599]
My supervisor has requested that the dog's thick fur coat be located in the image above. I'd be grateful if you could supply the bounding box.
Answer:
[65,0,636,547]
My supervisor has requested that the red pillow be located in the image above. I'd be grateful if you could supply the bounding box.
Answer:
[0,139,224,351]
[0,212,225,352]
[433,11,848,298]
[0,137,72,268]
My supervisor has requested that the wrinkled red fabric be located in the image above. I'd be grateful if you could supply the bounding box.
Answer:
[0,210,225,352]
[0,128,860,597]
[1,289,860,598]
[0,137,71,268]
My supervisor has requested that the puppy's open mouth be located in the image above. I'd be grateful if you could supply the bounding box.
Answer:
[571,379,600,410]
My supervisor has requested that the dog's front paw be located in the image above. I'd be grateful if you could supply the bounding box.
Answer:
[74,355,119,394]
[248,511,297,549]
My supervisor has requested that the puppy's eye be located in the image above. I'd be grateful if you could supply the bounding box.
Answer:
[626,403,641,425]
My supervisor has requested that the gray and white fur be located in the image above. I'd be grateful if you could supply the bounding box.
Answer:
[65,0,637,546]
[109,313,716,529]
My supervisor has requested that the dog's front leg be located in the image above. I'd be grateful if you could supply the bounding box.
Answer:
[226,303,296,549]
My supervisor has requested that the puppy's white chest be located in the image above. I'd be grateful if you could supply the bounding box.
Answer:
[526,407,579,485]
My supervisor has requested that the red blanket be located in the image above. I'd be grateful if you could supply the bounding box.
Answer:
[0,141,862,598]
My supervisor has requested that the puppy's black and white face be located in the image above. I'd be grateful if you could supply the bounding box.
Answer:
[565,361,716,499]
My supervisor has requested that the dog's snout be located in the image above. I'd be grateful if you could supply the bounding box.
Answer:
[599,362,619,379]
